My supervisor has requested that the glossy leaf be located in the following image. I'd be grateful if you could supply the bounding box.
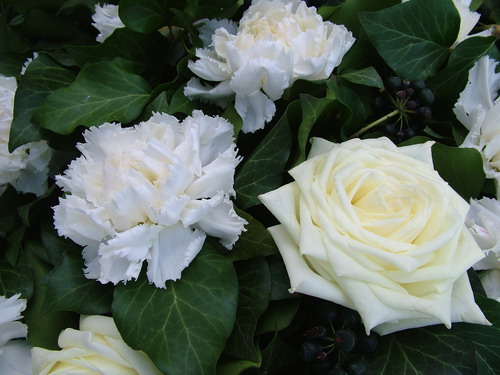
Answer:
[34,59,151,134]
[360,0,460,80]
[0,251,33,299]
[119,0,177,33]
[339,66,384,88]
[113,243,238,375]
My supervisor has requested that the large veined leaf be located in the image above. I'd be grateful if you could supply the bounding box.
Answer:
[360,0,460,80]
[235,104,293,210]
[9,54,76,150]
[0,251,33,299]
[33,58,151,134]
[119,0,180,33]
[112,243,238,375]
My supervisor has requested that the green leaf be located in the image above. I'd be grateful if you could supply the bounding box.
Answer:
[267,255,293,301]
[431,143,486,200]
[112,242,238,375]
[365,326,476,375]
[256,298,300,335]
[330,0,400,35]
[23,242,79,349]
[0,52,28,76]
[0,251,33,299]
[427,36,495,106]
[42,251,113,315]
[359,0,460,80]
[475,352,495,375]
[339,66,384,88]
[235,107,293,210]
[224,258,271,362]
[119,0,180,33]
[297,94,335,164]
[6,226,25,266]
[216,358,260,375]
[34,59,151,134]
[456,323,500,375]
[259,333,300,375]
[222,101,243,138]
[167,84,198,115]
[65,28,171,85]
[9,54,77,150]
[228,209,278,261]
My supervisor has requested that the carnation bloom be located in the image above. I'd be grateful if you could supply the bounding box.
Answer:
[53,111,246,288]
[184,0,355,133]
[402,0,492,47]
[0,294,32,375]
[465,197,500,300]
[32,315,162,375]
[259,137,489,334]
[453,56,500,195]
[0,74,52,196]
[92,3,125,43]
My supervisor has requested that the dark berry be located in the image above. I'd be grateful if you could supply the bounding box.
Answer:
[355,335,378,353]
[344,360,367,375]
[371,96,387,114]
[340,309,361,328]
[316,302,339,324]
[404,127,417,139]
[311,358,334,375]
[382,123,398,136]
[402,79,411,88]
[300,340,322,362]
[396,90,406,98]
[404,87,414,96]
[416,106,432,119]
[417,88,434,105]
[387,76,402,90]
[335,329,357,352]
[305,326,327,340]
[412,79,426,90]
[406,100,417,110]
[396,129,405,139]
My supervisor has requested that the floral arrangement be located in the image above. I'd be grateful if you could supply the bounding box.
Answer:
[0,0,499,374]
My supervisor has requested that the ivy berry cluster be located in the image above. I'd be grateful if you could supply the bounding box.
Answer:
[299,302,377,375]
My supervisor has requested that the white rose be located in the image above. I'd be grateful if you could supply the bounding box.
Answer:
[402,0,493,47]
[0,294,31,375]
[259,137,489,335]
[184,0,355,133]
[92,4,125,43]
[454,56,500,195]
[31,315,162,375]
[0,75,52,197]
[53,111,246,288]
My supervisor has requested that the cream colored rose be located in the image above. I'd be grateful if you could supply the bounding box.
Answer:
[259,137,490,335]
[31,315,162,375]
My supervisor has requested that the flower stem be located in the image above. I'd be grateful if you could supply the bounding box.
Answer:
[350,109,400,139]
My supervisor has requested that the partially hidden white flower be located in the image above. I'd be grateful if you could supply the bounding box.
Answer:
[20,52,39,76]
[92,4,125,43]
[0,74,52,197]
[0,294,32,375]
[185,0,355,133]
[465,197,500,301]
[259,137,489,335]
[32,315,162,375]
[402,0,492,47]
[53,111,247,288]
[453,56,500,195]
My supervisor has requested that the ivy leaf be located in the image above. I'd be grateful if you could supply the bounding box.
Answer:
[42,251,113,315]
[34,59,151,134]
[228,209,278,261]
[268,255,293,301]
[119,0,180,33]
[9,54,76,150]
[339,66,384,88]
[431,143,486,200]
[428,36,495,106]
[0,251,33,299]
[360,0,460,80]
[256,298,300,336]
[113,242,238,375]
[235,105,293,210]
[224,258,271,362]
[365,326,476,374]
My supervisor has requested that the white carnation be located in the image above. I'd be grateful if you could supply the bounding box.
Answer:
[0,75,52,197]
[185,0,355,133]
[92,4,125,43]
[0,294,32,375]
[453,56,500,195]
[53,111,247,288]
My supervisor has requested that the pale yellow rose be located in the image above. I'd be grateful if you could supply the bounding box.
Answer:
[31,315,162,375]
[259,137,490,335]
